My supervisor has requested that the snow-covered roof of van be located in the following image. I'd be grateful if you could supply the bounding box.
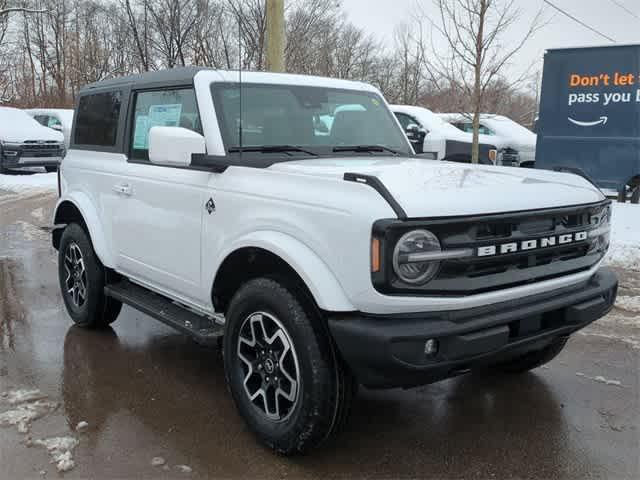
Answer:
[545,43,640,52]
[81,67,377,93]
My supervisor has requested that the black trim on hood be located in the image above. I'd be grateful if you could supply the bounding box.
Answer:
[344,172,407,220]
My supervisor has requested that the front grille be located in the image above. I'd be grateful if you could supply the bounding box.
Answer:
[376,202,609,296]
[500,148,519,166]
[20,141,62,157]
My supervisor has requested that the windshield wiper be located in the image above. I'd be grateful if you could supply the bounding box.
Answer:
[228,145,318,156]
[332,145,401,156]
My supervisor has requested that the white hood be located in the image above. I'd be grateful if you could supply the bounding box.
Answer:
[269,157,604,218]
[0,107,64,143]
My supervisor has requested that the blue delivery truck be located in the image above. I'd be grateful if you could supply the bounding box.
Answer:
[536,44,640,203]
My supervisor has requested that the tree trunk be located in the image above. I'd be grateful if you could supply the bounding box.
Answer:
[471,0,487,164]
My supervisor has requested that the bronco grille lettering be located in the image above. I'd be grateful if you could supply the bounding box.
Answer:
[477,231,588,257]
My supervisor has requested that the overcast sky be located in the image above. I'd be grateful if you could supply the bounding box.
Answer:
[341,0,640,82]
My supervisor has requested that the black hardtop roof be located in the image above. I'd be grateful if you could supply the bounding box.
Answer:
[80,66,213,93]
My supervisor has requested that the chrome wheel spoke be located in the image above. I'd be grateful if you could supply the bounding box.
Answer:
[64,242,87,308]
[236,311,300,421]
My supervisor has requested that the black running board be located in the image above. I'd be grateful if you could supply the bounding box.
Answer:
[105,280,224,345]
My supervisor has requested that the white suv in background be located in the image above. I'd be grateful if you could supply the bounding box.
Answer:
[52,68,616,455]
[440,113,537,167]
[0,106,65,173]
[26,108,74,148]
[391,105,498,164]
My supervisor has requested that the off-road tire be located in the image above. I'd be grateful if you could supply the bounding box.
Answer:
[494,337,568,374]
[223,277,354,455]
[58,223,121,328]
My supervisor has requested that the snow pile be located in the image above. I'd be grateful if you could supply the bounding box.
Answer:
[0,399,58,433]
[34,436,79,472]
[575,372,623,387]
[2,388,47,405]
[606,203,640,269]
[615,295,640,314]
[0,172,57,193]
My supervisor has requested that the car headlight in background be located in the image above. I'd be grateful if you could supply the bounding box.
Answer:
[0,141,21,157]
[392,229,442,284]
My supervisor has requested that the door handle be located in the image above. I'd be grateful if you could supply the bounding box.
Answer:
[113,183,133,196]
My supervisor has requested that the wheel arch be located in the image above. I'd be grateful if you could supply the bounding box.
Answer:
[52,194,114,268]
[211,232,355,314]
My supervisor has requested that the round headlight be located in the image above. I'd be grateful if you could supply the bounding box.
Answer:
[392,229,441,285]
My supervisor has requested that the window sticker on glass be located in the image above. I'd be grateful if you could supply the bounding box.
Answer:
[371,98,380,106]
[133,115,149,149]
[148,103,183,127]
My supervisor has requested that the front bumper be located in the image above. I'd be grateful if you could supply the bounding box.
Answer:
[1,155,63,169]
[328,267,617,389]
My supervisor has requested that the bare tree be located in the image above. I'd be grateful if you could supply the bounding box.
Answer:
[427,0,544,162]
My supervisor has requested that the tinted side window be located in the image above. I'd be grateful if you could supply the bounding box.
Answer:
[394,112,420,130]
[130,88,201,161]
[33,115,48,126]
[74,91,122,147]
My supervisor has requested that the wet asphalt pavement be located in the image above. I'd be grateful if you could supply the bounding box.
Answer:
[0,187,638,479]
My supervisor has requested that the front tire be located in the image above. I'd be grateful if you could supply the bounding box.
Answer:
[494,337,568,374]
[223,277,354,455]
[58,223,121,328]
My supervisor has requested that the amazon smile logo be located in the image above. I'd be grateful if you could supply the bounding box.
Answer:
[568,116,608,127]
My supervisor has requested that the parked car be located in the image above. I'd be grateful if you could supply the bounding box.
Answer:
[536,44,640,203]
[391,105,497,164]
[0,106,65,173]
[52,67,616,455]
[440,113,537,167]
[26,108,74,148]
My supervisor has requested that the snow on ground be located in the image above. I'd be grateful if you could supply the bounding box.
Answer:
[0,172,57,193]
[34,436,79,472]
[0,389,58,434]
[606,203,640,269]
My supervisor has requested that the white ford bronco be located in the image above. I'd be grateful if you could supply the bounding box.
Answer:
[52,68,617,454]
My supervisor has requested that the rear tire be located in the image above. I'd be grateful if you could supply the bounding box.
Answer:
[493,338,568,374]
[58,223,121,328]
[223,277,354,455]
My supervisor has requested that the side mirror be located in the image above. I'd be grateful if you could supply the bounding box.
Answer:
[148,126,205,167]
[404,124,427,153]
[50,124,63,132]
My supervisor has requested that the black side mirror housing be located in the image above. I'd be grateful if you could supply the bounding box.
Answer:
[404,124,427,153]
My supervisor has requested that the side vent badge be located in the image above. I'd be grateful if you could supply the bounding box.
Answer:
[206,198,216,214]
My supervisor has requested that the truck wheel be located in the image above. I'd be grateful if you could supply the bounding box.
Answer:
[631,186,640,204]
[58,223,121,328]
[494,338,568,374]
[223,277,354,455]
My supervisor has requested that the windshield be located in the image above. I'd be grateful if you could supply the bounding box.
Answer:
[211,83,412,156]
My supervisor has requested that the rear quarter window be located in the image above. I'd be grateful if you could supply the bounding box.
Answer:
[74,91,122,147]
